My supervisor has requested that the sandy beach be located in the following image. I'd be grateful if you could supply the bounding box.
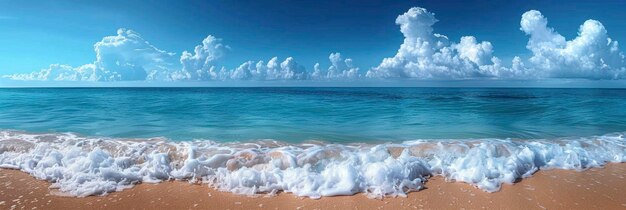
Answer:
[1,164,624,210]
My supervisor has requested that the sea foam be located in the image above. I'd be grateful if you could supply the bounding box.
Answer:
[0,130,624,199]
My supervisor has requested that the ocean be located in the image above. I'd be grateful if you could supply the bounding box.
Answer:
[2,87,626,141]
[0,87,625,198]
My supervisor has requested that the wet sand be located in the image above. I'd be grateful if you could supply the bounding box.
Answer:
[0,164,625,210]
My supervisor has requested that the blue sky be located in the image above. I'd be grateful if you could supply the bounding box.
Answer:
[1,0,625,85]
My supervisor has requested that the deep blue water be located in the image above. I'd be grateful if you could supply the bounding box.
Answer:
[1,87,625,142]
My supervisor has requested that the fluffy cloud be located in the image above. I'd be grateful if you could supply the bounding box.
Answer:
[95,28,178,81]
[231,53,361,81]
[366,7,625,80]
[520,10,625,79]
[366,7,516,79]
[231,57,307,80]
[4,7,626,82]
[6,29,178,81]
[171,35,230,81]
[312,53,360,79]
[6,64,96,81]
[4,29,313,82]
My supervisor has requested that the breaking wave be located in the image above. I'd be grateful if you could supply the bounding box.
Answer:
[0,130,624,199]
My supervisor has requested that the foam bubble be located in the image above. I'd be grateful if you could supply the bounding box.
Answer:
[0,130,624,198]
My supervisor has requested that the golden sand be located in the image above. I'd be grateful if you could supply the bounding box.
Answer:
[0,164,624,210]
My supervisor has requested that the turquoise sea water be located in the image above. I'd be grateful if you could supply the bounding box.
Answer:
[1,87,625,198]
[1,87,626,142]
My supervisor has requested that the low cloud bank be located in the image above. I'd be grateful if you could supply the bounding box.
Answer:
[4,7,625,82]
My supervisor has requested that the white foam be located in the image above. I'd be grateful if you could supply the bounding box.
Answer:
[0,130,624,198]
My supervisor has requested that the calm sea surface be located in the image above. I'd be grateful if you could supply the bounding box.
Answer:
[1,87,625,142]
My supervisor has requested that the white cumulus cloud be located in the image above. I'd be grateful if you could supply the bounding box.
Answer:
[6,64,95,81]
[367,7,626,80]
[4,28,314,82]
[312,53,361,80]
[4,7,626,83]
[6,29,178,81]
[231,57,308,80]
[366,7,517,79]
[171,35,230,81]
[520,10,625,79]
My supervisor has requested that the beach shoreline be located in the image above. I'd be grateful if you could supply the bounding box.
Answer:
[1,164,624,210]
